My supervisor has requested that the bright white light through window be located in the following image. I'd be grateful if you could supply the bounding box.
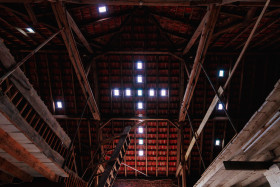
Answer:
[215,139,221,146]
[137,102,143,109]
[219,70,224,77]
[98,6,107,13]
[139,150,144,156]
[137,75,143,83]
[161,89,167,96]
[218,103,223,110]
[56,101,63,109]
[137,89,143,96]
[125,89,131,96]
[137,61,143,69]
[138,126,143,133]
[113,89,120,96]
[26,28,35,33]
[139,139,144,145]
[149,89,155,96]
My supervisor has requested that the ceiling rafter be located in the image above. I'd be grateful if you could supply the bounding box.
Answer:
[79,8,133,26]
[66,10,93,53]
[212,8,280,42]
[51,2,100,120]
[179,5,221,122]
[149,13,178,50]
[183,10,210,55]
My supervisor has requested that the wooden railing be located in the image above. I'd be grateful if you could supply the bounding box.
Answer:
[1,80,68,158]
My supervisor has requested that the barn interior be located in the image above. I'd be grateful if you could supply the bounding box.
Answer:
[0,0,279,187]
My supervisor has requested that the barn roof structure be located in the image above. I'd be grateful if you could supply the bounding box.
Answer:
[0,0,279,187]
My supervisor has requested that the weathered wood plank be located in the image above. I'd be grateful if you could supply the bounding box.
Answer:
[0,156,33,182]
[0,40,71,148]
[0,95,64,166]
[0,128,59,181]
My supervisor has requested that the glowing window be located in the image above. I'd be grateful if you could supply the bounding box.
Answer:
[26,28,35,33]
[113,89,120,96]
[139,150,144,156]
[138,127,144,133]
[56,101,63,109]
[136,61,143,69]
[218,103,223,110]
[98,6,107,13]
[125,89,131,96]
[219,70,224,77]
[161,89,167,96]
[137,75,143,83]
[215,139,221,146]
[139,139,144,145]
[137,89,143,96]
[149,89,155,96]
[137,102,143,109]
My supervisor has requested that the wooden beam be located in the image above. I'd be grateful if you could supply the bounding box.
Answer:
[66,11,93,54]
[212,8,280,41]
[0,171,13,183]
[51,2,100,120]
[184,0,270,162]
[0,156,32,182]
[0,95,65,166]
[181,127,187,187]
[179,5,220,122]
[145,122,148,176]
[166,122,169,177]
[0,128,58,181]
[156,121,159,177]
[0,0,279,6]
[0,40,71,148]
[24,3,37,25]
[183,11,210,55]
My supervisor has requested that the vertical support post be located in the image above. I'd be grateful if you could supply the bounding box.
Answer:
[181,125,187,187]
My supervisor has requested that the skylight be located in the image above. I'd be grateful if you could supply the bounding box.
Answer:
[56,101,63,109]
[149,89,155,96]
[98,6,107,13]
[113,89,120,96]
[219,69,224,77]
[139,139,144,145]
[125,88,131,96]
[136,61,143,69]
[161,89,167,96]
[137,75,143,83]
[215,139,221,146]
[139,150,144,156]
[218,102,223,110]
[26,28,35,33]
[137,102,143,109]
[137,89,143,96]
[138,126,144,133]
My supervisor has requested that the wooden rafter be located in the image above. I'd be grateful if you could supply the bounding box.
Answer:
[66,11,93,54]
[0,156,33,182]
[212,8,280,42]
[183,0,271,163]
[0,39,71,148]
[51,2,100,120]
[179,5,221,122]
[149,14,177,50]
[24,3,37,25]
[183,11,210,55]
[0,128,59,181]
[80,9,133,26]
[0,171,13,183]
